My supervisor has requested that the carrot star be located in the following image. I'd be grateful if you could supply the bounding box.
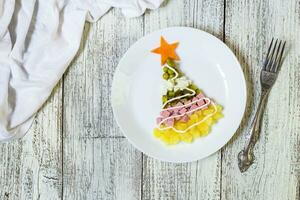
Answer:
[151,36,180,65]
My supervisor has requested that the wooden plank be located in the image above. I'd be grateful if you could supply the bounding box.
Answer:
[63,138,142,200]
[143,156,221,200]
[62,10,144,138]
[142,0,224,199]
[0,84,63,200]
[62,9,144,199]
[222,0,300,199]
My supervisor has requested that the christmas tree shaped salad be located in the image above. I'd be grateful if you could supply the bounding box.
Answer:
[152,36,224,145]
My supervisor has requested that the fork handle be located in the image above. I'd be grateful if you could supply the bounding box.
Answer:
[238,89,269,172]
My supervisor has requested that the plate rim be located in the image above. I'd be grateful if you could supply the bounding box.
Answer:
[111,26,247,163]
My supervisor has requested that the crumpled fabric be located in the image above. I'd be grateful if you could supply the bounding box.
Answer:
[0,0,163,141]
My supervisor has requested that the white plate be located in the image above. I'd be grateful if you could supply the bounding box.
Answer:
[111,27,246,163]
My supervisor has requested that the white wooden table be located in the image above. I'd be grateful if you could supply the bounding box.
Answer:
[1,0,299,199]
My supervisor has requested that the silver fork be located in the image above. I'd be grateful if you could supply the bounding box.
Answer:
[238,39,286,173]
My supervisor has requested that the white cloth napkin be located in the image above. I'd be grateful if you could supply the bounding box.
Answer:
[0,0,163,141]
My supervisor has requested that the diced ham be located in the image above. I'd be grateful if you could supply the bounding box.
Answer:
[172,108,179,114]
[180,115,189,122]
[170,110,177,116]
[196,93,205,99]
[170,102,182,113]
[160,110,170,117]
[185,100,191,104]
[156,117,163,125]
[190,104,198,111]
[202,99,209,109]
[175,116,181,120]
[176,102,184,107]
[192,97,198,102]
[197,99,205,107]
[202,105,208,109]
[184,100,192,109]
[165,118,174,127]
[169,111,180,121]
[179,108,187,115]
[171,111,182,121]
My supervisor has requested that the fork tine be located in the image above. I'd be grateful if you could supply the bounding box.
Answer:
[263,38,274,70]
[271,40,282,72]
[266,38,274,59]
[266,39,278,71]
[274,41,286,73]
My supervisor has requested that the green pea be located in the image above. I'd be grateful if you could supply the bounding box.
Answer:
[166,58,175,67]
[163,73,169,80]
[162,95,168,103]
[163,67,168,72]
[189,84,198,91]
[167,69,174,75]
[168,91,175,98]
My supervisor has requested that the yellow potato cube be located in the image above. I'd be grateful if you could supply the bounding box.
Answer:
[199,124,210,136]
[191,130,200,138]
[168,131,177,138]
[161,133,170,142]
[154,103,224,145]
[187,119,195,126]
[213,112,224,120]
[203,109,214,116]
[205,117,214,126]
[196,110,203,118]
[217,105,223,112]
[190,114,198,121]
[198,115,204,122]
[169,134,180,145]
[181,133,193,143]
[153,128,162,138]
[175,122,187,131]
[198,123,207,131]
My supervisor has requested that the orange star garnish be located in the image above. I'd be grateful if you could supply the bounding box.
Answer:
[151,36,180,65]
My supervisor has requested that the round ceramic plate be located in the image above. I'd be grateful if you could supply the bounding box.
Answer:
[111,27,246,163]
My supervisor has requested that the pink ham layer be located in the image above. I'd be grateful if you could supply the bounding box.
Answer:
[156,93,209,127]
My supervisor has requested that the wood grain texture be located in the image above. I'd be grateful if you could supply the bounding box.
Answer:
[142,1,224,199]
[63,138,142,200]
[222,0,300,199]
[142,156,221,200]
[0,84,62,200]
[62,9,144,200]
